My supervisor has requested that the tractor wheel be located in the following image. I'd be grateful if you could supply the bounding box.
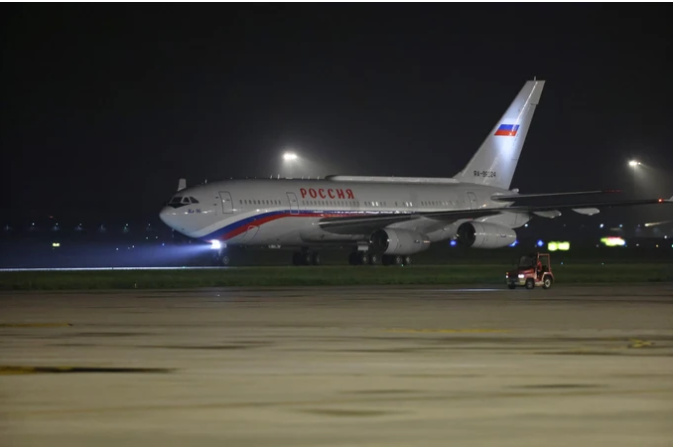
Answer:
[542,276,553,289]
[507,284,516,290]
[525,278,535,290]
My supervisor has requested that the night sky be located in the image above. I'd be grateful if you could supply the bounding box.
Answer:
[2,4,671,226]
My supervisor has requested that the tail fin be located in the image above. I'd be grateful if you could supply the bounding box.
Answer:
[453,79,545,190]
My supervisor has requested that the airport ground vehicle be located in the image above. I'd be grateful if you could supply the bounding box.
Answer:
[506,252,553,290]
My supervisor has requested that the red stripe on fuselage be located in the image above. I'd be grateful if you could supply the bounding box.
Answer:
[494,129,518,136]
[220,212,362,241]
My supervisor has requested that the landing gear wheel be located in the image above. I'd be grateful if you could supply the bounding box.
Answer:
[368,253,378,265]
[311,252,321,266]
[359,252,369,265]
[403,256,412,266]
[394,255,403,266]
[525,278,535,290]
[542,276,553,289]
[303,252,312,266]
[221,255,231,266]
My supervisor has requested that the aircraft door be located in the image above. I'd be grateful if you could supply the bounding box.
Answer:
[219,191,234,214]
[467,192,478,209]
[287,192,299,215]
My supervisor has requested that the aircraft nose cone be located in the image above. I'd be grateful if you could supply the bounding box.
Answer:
[159,206,178,228]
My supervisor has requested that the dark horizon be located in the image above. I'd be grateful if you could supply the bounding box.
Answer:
[2,4,671,227]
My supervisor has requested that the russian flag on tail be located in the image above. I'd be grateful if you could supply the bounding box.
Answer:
[494,124,519,136]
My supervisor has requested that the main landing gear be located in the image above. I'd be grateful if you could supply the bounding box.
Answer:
[348,251,378,265]
[381,255,412,266]
[289,248,413,266]
[292,250,321,266]
[348,251,411,266]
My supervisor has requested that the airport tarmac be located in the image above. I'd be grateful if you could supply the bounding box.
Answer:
[1,284,672,447]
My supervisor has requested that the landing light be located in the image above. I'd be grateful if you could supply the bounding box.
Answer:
[210,240,222,250]
[601,237,625,247]
[283,152,298,161]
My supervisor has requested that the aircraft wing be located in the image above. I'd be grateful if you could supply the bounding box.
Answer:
[319,196,672,235]
[491,190,620,201]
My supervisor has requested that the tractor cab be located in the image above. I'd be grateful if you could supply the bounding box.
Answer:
[506,252,554,290]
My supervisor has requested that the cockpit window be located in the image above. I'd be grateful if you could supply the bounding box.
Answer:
[182,197,190,203]
[170,196,183,204]
[189,197,199,203]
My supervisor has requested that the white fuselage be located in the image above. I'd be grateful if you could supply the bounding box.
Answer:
[159,179,525,247]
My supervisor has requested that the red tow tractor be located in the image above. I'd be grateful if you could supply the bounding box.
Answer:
[506,252,554,290]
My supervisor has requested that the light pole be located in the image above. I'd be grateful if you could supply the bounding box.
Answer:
[282,152,299,178]
[628,160,641,198]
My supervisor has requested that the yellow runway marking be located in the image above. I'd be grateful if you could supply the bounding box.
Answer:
[385,329,511,334]
[0,323,73,328]
[628,339,655,349]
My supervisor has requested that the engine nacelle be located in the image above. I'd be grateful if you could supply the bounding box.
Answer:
[370,229,431,255]
[456,222,517,249]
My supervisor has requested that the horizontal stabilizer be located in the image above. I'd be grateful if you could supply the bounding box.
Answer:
[492,190,620,201]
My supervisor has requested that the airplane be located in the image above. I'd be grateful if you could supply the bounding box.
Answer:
[159,79,672,266]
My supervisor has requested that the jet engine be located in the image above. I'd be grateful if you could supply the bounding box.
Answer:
[456,222,517,249]
[370,229,431,255]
